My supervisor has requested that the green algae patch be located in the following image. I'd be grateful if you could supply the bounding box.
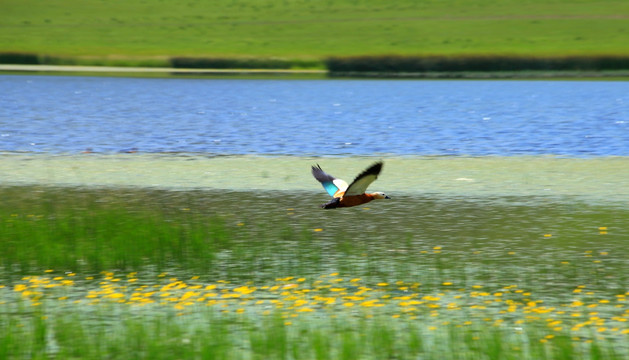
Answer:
[1,153,627,204]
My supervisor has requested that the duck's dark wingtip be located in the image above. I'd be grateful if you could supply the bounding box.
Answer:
[311,164,325,178]
[363,161,383,176]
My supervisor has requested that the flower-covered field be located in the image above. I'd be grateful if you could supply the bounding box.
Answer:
[1,185,628,359]
[3,268,629,359]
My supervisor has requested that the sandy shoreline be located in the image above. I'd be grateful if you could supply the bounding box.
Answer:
[0,64,327,76]
[3,64,629,79]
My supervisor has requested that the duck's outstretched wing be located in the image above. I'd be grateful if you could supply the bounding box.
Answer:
[311,164,348,198]
[344,162,383,196]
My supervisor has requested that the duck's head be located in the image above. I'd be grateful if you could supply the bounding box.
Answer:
[371,192,391,200]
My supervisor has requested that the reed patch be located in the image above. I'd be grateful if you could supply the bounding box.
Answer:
[326,55,629,77]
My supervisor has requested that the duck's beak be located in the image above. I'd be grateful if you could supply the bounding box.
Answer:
[385,195,391,199]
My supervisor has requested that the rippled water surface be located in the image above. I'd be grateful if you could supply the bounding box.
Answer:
[2,75,628,156]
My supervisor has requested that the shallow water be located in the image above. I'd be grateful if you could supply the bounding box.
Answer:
[2,184,627,285]
[2,75,629,156]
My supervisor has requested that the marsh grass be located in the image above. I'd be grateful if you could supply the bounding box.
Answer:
[1,186,627,286]
[2,299,627,360]
[2,0,629,60]
[1,185,628,359]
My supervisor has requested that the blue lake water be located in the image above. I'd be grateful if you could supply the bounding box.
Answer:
[1,75,628,156]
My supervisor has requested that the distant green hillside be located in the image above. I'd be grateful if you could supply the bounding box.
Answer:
[1,0,628,63]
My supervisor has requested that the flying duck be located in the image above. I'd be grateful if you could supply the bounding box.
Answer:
[311,162,390,209]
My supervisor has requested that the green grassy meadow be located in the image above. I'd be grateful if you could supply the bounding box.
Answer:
[2,0,629,64]
[1,183,628,359]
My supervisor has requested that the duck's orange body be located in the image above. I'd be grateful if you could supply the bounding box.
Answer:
[312,162,390,209]
[340,194,375,207]
[322,193,378,209]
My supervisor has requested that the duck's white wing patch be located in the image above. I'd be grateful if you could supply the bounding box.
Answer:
[332,178,349,195]
[344,162,383,196]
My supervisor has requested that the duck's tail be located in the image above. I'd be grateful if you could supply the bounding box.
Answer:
[321,197,341,209]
